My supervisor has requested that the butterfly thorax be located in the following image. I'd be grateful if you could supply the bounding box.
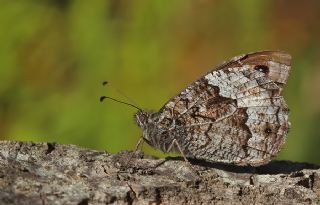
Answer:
[134,110,175,152]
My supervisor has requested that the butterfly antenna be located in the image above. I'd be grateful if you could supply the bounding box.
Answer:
[100,81,142,110]
[100,96,142,111]
[102,81,140,107]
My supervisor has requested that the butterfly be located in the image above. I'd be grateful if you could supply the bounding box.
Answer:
[133,51,291,166]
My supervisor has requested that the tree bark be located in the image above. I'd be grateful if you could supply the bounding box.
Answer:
[0,141,319,205]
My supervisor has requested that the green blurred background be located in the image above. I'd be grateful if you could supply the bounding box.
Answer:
[0,0,319,164]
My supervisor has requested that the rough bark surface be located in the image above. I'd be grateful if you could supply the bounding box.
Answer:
[0,141,319,205]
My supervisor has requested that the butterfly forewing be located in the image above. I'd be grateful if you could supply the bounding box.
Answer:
[137,51,291,166]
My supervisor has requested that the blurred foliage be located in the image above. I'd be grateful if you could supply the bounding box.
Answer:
[0,0,319,164]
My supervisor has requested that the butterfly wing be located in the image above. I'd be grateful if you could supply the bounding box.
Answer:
[158,51,291,166]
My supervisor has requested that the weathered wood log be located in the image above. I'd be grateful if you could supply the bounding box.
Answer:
[0,141,319,204]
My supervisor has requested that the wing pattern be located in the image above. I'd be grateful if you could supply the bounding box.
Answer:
[156,51,291,165]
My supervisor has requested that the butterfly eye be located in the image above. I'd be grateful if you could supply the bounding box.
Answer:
[254,65,269,74]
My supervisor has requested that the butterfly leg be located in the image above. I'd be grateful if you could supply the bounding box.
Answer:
[165,139,199,176]
[134,136,145,152]
[167,139,189,163]
[123,137,144,169]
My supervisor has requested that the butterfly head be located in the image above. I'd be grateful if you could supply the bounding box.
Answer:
[135,110,170,150]
[135,110,159,144]
[134,110,153,130]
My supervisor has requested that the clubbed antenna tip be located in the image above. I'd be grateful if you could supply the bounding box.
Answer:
[100,96,107,102]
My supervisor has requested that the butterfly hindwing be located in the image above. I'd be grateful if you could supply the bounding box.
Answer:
[156,51,291,165]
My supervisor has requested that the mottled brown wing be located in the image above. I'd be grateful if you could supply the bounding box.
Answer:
[158,51,291,166]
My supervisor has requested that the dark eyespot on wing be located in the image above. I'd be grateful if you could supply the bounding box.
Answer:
[254,65,269,74]
[265,127,272,134]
